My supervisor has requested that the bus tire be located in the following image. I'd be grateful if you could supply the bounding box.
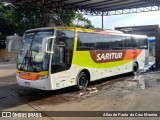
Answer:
[76,72,89,90]
[131,62,139,76]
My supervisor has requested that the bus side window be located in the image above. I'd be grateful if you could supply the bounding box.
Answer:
[77,32,96,51]
[96,35,111,50]
[131,37,138,49]
[51,30,74,73]
[51,46,66,73]
[134,38,141,49]
[52,46,65,64]
[132,37,148,49]
[125,37,136,49]
[139,38,148,49]
[123,36,129,50]
[110,35,123,50]
[53,47,59,64]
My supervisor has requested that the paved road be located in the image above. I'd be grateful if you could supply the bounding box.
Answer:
[0,64,160,120]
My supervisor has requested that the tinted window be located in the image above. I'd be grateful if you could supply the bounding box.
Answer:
[77,32,148,51]
[137,38,148,49]
[124,37,137,49]
[110,35,124,50]
[96,35,111,50]
[128,37,148,49]
[77,33,124,50]
[123,36,148,49]
[77,32,112,51]
[51,30,74,73]
[77,32,97,50]
[56,30,74,50]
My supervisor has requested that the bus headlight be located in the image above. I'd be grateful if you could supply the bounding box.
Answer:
[38,75,48,80]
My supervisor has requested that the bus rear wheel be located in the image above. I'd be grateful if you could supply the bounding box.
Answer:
[77,72,89,90]
[131,63,139,76]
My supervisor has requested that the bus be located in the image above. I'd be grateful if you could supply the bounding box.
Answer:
[14,27,148,90]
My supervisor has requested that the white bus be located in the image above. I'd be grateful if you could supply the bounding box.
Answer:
[13,27,148,90]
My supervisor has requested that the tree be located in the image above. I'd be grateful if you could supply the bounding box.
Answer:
[47,11,94,28]
[0,2,94,48]
[12,5,45,35]
[0,3,16,48]
[12,5,94,35]
[75,13,94,28]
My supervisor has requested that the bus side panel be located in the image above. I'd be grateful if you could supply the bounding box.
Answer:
[136,49,147,70]
[72,51,132,81]
[50,65,78,90]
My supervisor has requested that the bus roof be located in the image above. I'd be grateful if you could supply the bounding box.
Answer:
[56,27,148,38]
[25,26,147,38]
[25,27,55,33]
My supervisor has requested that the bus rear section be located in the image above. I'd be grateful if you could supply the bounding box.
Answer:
[72,31,148,83]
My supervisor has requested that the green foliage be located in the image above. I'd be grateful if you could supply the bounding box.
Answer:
[47,11,94,28]
[75,13,94,28]
[56,11,76,26]
[12,5,45,35]
[0,3,16,48]
[0,3,15,39]
[0,3,94,39]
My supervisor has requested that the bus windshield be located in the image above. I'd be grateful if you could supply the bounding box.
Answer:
[17,31,54,72]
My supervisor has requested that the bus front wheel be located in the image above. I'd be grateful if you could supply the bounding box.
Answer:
[77,72,89,90]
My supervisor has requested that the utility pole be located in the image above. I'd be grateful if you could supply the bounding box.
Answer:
[102,12,104,28]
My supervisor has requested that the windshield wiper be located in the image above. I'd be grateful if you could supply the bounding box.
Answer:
[19,50,29,71]
[28,51,38,72]
[19,50,37,72]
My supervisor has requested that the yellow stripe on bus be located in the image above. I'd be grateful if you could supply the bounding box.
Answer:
[72,51,132,68]
[56,27,94,32]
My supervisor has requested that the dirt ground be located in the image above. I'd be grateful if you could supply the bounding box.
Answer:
[0,63,160,120]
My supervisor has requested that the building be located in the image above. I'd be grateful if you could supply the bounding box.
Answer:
[5,35,21,62]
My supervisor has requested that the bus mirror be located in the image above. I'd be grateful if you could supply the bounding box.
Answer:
[42,36,56,53]
[8,40,13,52]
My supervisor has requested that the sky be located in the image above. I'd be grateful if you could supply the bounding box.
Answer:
[85,11,160,29]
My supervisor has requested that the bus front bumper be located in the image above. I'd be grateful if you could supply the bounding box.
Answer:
[16,75,52,90]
